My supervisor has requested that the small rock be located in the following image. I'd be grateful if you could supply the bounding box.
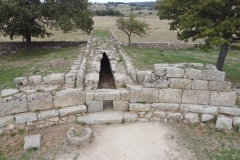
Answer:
[24,134,41,150]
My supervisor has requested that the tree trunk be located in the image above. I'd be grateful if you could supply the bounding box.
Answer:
[25,33,32,50]
[216,43,229,71]
[128,35,131,46]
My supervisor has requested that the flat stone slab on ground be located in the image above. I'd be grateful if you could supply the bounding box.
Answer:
[77,111,123,124]
[1,89,19,97]
[24,134,41,150]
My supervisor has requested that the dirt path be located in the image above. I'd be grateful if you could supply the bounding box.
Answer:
[54,122,195,160]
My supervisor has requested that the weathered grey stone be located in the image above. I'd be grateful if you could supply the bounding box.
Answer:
[152,103,179,111]
[67,127,93,146]
[215,115,232,130]
[88,61,100,72]
[159,89,182,103]
[129,103,151,112]
[233,117,240,127]
[43,73,65,85]
[86,101,103,112]
[15,112,37,125]
[192,80,208,90]
[119,89,129,101]
[153,111,166,118]
[201,114,214,122]
[137,70,147,84]
[184,69,201,79]
[27,93,54,111]
[54,89,85,108]
[169,78,191,89]
[210,91,236,106]
[123,112,138,122]
[65,73,76,85]
[37,109,59,120]
[1,95,28,116]
[113,101,129,111]
[95,89,120,101]
[85,73,99,90]
[86,92,95,101]
[166,112,182,120]
[4,123,15,130]
[143,72,169,88]
[1,89,19,97]
[201,70,225,81]
[205,64,217,70]
[128,86,158,103]
[145,113,153,119]
[24,134,41,150]
[0,115,14,127]
[180,104,218,114]
[15,77,28,88]
[219,107,240,116]
[208,81,231,92]
[154,67,184,78]
[28,76,42,86]
[185,113,199,123]
[182,90,210,105]
[59,105,87,116]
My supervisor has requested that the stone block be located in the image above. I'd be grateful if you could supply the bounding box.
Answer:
[182,90,210,105]
[166,112,182,120]
[152,103,179,111]
[54,89,85,108]
[86,92,95,101]
[233,117,240,127]
[15,77,28,88]
[24,134,41,150]
[86,101,103,112]
[153,111,166,118]
[137,70,147,84]
[219,107,240,116]
[208,81,231,92]
[15,112,37,125]
[169,78,191,89]
[0,115,14,128]
[154,67,184,78]
[129,86,158,103]
[28,76,42,86]
[201,114,214,122]
[210,91,236,106]
[59,105,87,116]
[123,112,138,122]
[143,72,169,88]
[95,89,120,101]
[192,80,208,90]
[27,93,54,111]
[113,101,129,111]
[180,104,218,114]
[129,103,151,112]
[65,73,76,85]
[1,94,28,116]
[43,73,65,85]
[215,115,232,130]
[184,69,201,79]
[1,89,19,97]
[184,113,199,123]
[201,70,225,81]
[37,109,59,120]
[159,89,182,103]
[85,73,99,89]
[119,89,129,101]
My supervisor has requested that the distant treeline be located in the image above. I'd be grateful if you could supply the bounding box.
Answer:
[94,9,123,16]
[129,2,156,7]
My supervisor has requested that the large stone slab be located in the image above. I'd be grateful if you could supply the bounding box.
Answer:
[37,109,59,120]
[59,105,87,116]
[215,115,232,130]
[28,76,43,86]
[1,95,28,116]
[1,89,19,97]
[180,104,218,114]
[159,89,182,103]
[43,73,65,85]
[169,78,191,89]
[154,67,184,78]
[113,101,129,111]
[27,93,54,111]
[119,89,129,101]
[219,107,240,116]
[15,112,37,125]
[24,134,41,150]
[54,89,85,108]
[129,103,151,112]
[208,81,231,92]
[152,103,179,111]
[86,101,103,112]
[95,89,120,101]
[182,90,210,105]
[184,69,201,79]
[201,70,225,81]
[77,111,123,124]
[210,91,236,106]
[85,73,99,89]
[129,86,158,103]
[0,115,14,128]
[192,80,208,90]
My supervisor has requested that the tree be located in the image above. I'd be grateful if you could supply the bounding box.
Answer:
[0,0,94,49]
[116,13,149,46]
[156,0,240,71]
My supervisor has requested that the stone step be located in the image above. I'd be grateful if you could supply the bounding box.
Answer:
[77,111,124,125]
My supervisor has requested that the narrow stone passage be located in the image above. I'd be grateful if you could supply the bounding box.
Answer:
[98,53,116,89]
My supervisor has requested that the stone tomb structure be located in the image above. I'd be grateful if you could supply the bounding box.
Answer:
[0,31,239,135]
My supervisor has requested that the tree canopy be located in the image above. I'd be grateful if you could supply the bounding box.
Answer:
[0,0,94,49]
[156,0,240,71]
[116,13,149,46]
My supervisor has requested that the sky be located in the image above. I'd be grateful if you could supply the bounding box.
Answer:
[89,0,155,3]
